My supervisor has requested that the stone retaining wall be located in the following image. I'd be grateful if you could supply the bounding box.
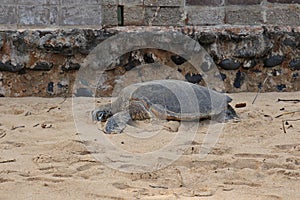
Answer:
[0,26,299,97]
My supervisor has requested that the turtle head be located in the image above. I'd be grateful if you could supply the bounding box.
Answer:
[92,109,113,122]
[92,103,113,122]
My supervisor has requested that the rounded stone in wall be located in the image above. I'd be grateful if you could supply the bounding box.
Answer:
[171,55,187,65]
[197,32,217,45]
[233,70,245,89]
[219,59,241,70]
[0,61,24,72]
[263,55,284,68]
[143,53,155,63]
[185,73,203,84]
[31,62,53,71]
[283,38,297,48]
[61,62,81,71]
[289,58,300,70]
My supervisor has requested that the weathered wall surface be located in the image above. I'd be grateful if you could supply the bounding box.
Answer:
[0,26,299,97]
[0,0,299,96]
[1,1,300,28]
[104,0,300,27]
[0,0,102,28]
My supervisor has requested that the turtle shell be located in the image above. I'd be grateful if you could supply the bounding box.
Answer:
[111,80,231,120]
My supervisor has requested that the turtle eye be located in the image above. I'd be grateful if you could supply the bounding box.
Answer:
[96,112,104,121]
[96,111,111,122]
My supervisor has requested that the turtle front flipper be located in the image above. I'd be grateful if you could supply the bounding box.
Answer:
[104,111,131,134]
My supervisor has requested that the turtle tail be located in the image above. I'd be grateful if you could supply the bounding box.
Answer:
[225,105,238,120]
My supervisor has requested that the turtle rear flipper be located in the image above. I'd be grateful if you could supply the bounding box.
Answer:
[225,105,239,121]
[104,111,131,134]
[211,105,239,123]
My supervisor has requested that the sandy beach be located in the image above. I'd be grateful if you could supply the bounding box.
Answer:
[0,92,299,199]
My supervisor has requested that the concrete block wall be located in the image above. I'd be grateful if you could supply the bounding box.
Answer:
[102,0,300,26]
[0,0,102,28]
[0,0,300,28]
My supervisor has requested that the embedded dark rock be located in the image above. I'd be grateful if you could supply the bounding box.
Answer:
[219,59,241,70]
[283,38,297,48]
[18,68,27,75]
[124,52,142,71]
[57,80,69,92]
[171,55,187,65]
[277,84,286,91]
[0,61,23,72]
[289,58,300,70]
[292,72,299,79]
[32,62,53,71]
[233,71,245,88]
[197,32,217,45]
[143,53,155,63]
[47,82,54,94]
[124,62,137,71]
[61,62,81,71]
[185,73,202,84]
[263,55,284,68]
[58,83,67,88]
[220,72,227,81]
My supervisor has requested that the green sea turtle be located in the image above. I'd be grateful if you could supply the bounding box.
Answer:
[92,80,238,134]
